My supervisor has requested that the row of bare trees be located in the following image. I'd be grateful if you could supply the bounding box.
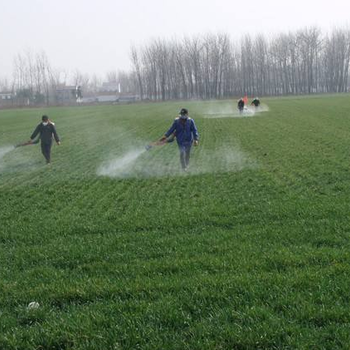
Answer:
[0,50,136,106]
[131,27,350,100]
[0,51,124,106]
[10,51,62,105]
[1,27,350,106]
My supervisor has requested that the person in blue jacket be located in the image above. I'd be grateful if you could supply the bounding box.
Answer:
[160,108,199,171]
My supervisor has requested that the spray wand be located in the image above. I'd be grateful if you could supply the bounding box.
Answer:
[15,138,40,148]
[145,133,176,151]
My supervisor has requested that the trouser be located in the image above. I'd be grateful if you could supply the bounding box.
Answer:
[41,142,52,163]
[179,145,192,169]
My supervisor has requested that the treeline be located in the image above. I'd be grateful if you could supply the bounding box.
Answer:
[131,27,350,100]
[0,51,134,106]
[1,27,350,106]
[1,51,91,105]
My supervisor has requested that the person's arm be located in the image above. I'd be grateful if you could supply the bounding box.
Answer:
[30,124,41,140]
[163,120,177,139]
[191,119,199,145]
[51,125,60,144]
[166,133,176,143]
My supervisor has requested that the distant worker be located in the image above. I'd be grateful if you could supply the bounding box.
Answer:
[29,115,61,164]
[243,95,248,106]
[251,97,261,108]
[160,108,199,171]
[75,85,82,101]
[237,98,245,114]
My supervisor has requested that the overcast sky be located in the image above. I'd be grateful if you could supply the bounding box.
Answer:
[1,0,350,82]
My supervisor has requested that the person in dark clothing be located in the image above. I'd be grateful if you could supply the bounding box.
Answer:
[237,98,245,114]
[29,115,60,164]
[251,97,261,108]
[160,108,199,171]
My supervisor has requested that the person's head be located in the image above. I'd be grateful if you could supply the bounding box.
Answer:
[42,115,49,125]
[179,108,188,119]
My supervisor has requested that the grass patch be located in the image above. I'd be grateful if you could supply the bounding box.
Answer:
[1,96,350,349]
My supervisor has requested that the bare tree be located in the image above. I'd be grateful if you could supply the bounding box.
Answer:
[130,46,144,99]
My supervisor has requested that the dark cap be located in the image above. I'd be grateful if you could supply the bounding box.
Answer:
[180,108,188,116]
[42,115,49,121]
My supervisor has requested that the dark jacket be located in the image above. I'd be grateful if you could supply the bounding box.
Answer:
[165,117,199,147]
[31,123,60,144]
[251,99,260,107]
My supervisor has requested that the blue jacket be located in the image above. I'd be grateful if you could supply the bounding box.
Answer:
[165,117,199,146]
